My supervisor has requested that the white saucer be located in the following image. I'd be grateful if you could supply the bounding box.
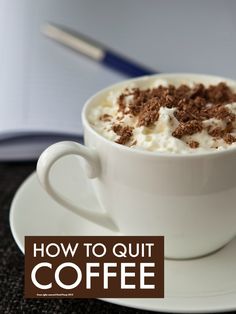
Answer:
[10,156,236,313]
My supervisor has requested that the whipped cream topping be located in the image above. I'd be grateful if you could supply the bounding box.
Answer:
[88,79,236,154]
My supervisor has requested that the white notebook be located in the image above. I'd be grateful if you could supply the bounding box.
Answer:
[1,0,236,160]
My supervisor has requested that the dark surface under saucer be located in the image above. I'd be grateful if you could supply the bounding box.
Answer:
[0,162,154,314]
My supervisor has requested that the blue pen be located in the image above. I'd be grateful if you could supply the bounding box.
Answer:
[42,23,156,77]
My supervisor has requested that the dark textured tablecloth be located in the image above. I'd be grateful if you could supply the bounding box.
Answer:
[0,162,160,314]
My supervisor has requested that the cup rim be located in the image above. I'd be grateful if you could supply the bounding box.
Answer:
[82,72,236,159]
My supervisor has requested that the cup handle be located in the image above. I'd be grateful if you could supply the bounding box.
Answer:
[37,141,119,232]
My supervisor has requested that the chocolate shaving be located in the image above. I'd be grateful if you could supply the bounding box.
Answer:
[172,120,203,139]
[207,122,234,138]
[138,98,160,127]
[116,82,236,143]
[188,141,199,148]
[206,82,236,103]
[206,105,235,123]
[207,127,224,138]
[223,133,236,144]
[99,114,112,122]
[112,124,133,145]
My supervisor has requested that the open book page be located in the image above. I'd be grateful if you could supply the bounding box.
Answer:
[0,0,124,141]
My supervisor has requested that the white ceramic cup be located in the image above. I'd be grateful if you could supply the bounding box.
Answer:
[37,73,236,259]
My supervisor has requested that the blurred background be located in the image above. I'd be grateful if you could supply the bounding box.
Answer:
[0,0,236,160]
